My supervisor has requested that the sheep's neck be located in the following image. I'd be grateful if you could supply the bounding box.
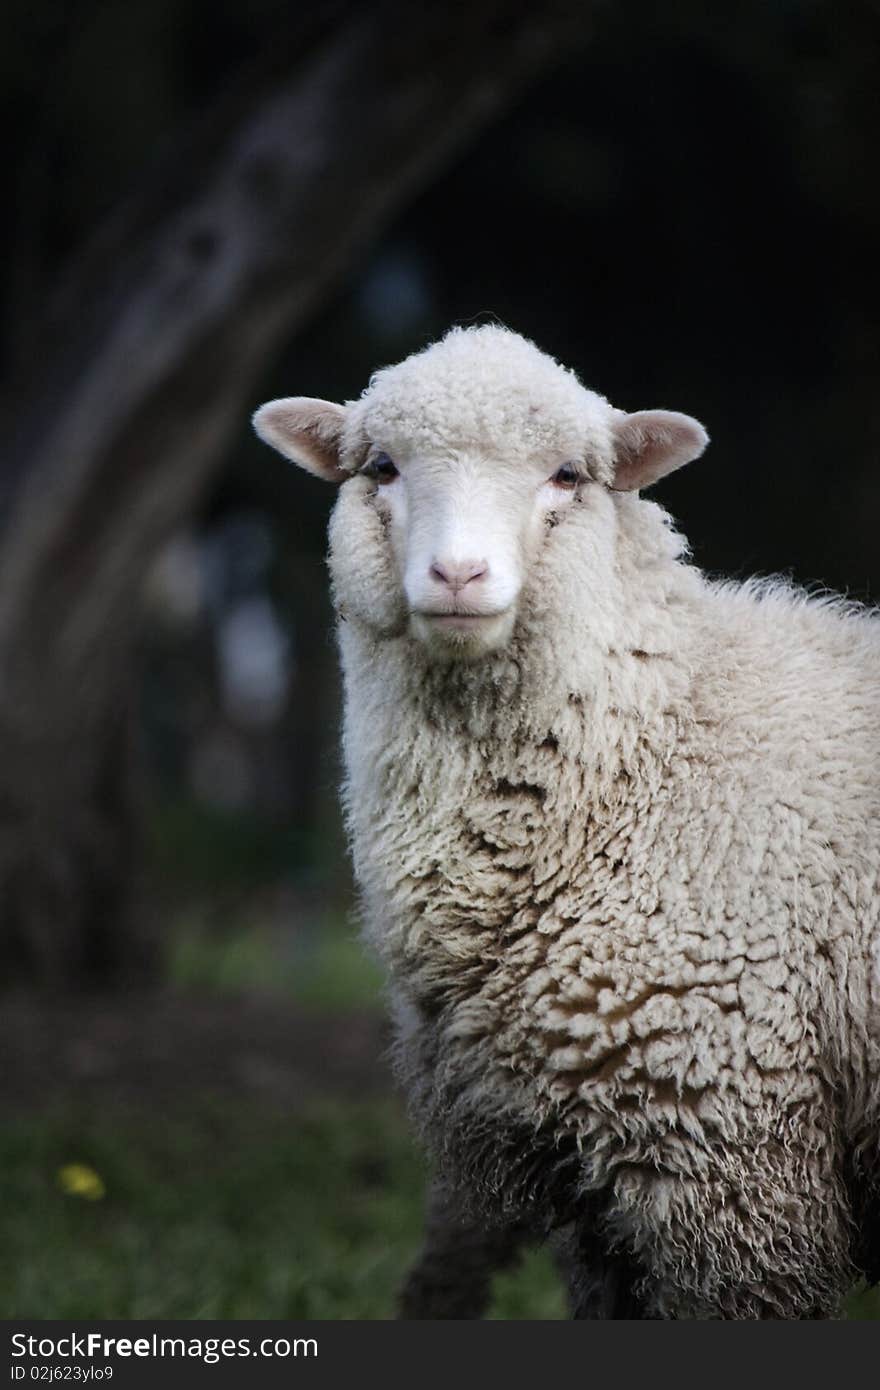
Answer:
[338,581,698,1007]
[346,588,695,743]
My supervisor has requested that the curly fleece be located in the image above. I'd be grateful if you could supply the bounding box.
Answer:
[322,327,879,1317]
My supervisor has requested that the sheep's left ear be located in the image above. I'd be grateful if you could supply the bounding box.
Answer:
[252,397,348,483]
[610,410,709,492]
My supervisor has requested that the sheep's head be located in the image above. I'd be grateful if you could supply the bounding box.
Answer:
[253,326,707,660]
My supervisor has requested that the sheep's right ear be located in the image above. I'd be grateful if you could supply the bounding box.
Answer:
[252,397,348,483]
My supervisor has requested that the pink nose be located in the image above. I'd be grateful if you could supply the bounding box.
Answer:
[429,558,489,593]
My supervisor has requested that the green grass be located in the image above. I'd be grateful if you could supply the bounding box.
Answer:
[167,916,384,1012]
[2,1099,877,1319]
[0,1100,565,1320]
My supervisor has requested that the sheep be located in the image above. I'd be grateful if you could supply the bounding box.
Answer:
[253,323,880,1319]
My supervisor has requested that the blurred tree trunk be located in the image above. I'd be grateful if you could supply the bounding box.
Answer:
[0,0,586,984]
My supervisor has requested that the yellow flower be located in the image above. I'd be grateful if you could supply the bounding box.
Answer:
[57,1163,106,1201]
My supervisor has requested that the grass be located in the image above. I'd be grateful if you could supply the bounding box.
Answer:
[0,1099,566,1320]
[3,1097,877,1320]
[167,915,385,1012]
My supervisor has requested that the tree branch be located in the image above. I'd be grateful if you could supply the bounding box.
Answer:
[0,0,587,708]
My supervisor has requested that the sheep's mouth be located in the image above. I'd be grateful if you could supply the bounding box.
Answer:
[414,610,507,631]
[408,606,516,657]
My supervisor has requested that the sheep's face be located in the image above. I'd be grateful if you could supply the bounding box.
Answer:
[345,442,584,656]
[253,327,707,661]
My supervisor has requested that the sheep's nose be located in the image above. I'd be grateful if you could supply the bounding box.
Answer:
[429,558,489,593]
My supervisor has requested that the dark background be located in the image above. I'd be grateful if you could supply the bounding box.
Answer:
[0,0,877,1319]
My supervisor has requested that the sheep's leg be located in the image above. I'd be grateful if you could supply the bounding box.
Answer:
[555,1219,647,1319]
[397,1179,531,1319]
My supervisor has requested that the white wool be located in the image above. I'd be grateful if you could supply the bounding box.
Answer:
[341,324,619,482]
[254,324,880,1318]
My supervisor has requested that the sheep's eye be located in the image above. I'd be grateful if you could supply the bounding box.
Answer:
[363,452,399,484]
[551,463,579,490]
